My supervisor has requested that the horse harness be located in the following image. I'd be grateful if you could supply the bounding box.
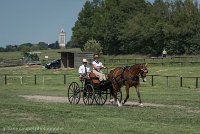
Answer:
[112,66,140,85]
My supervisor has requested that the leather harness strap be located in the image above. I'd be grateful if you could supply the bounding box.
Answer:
[113,66,140,86]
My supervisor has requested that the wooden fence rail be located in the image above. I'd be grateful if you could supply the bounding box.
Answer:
[103,56,200,66]
[149,75,199,88]
[0,74,199,88]
[0,74,68,85]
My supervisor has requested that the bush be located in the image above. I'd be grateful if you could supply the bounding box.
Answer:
[83,39,102,53]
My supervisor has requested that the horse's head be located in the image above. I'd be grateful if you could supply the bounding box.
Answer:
[139,63,148,82]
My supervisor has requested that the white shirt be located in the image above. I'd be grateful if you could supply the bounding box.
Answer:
[78,65,90,74]
[163,50,167,55]
[92,60,104,72]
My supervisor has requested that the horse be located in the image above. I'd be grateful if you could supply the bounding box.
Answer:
[108,64,148,107]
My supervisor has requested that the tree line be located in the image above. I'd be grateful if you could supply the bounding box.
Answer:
[71,0,200,56]
[0,41,60,53]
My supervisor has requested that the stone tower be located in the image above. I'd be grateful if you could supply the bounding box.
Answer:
[59,29,66,49]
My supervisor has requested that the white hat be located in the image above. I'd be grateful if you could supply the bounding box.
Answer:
[82,59,88,63]
[94,54,99,58]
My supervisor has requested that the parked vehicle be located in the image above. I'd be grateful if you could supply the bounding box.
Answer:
[45,59,61,69]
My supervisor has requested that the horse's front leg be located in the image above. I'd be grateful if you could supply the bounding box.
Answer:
[135,86,143,107]
[122,85,129,105]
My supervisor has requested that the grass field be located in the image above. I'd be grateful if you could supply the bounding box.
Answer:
[0,64,200,134]
[0,85,200,134]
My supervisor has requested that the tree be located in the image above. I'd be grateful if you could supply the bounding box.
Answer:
[71,1,95,49]
[5,45,18,52]
[48,41,60,49]
[83,39,102,53]
[71,0,200,55]
[37,42,48,50]
[20,46,31,57]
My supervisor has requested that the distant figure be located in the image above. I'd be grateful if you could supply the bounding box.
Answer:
[79,59,90,79]
[162,49,167,57]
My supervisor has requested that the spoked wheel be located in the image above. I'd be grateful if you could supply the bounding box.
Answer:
[68,82,81,104]
[83,84,95,105]
[95,90,107,105]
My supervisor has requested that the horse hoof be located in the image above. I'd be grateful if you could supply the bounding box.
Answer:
[118,104,122,107]
[109,98,114,103]
[139,103,144,107]
[117,101,122,107]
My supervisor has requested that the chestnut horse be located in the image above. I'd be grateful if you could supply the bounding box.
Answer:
[108,64,148,107]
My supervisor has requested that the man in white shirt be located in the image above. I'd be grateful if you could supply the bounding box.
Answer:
[92,54,106,81]
[79,59,90,79]
[162,49,167,57]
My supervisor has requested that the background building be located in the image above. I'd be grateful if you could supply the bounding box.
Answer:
[58,51,93,68]
[59,29,66,49]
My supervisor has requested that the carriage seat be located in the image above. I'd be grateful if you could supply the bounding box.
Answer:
[89,72,100,84]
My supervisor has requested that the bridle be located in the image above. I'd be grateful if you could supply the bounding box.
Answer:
[139,67,148,82]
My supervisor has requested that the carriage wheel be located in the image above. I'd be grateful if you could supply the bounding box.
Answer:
[83,84,95,105]
[68,82,81,104]
[95,90,107,105]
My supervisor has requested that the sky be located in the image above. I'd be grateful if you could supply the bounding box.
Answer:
[0,0,199,47]
[0,0,85,47]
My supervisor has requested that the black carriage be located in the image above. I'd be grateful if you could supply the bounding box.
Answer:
[68,72,122,105]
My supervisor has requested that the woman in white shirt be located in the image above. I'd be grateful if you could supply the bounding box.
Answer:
[92,54,106,81]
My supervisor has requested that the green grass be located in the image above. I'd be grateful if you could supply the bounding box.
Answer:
[0,51,22,60]
[0,85,200,134]
[0,65,200,133]
[0,51,200,134]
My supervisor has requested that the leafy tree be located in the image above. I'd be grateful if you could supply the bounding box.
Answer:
[20,45,31,57]
[83,39,102,53]
[48,41,60,49]
[37,42,48,50]
[5,45,18,52]
[71,0,200,55]
[0,47,5,52]
[71,1,95,49]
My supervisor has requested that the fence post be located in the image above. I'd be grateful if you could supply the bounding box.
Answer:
[64,74,66,84]
[20,76,23,84]
[151,75,154,86]
[166,76,169,87]
[196,77,198,88]
[34,74,37,85]
[180,77,183,87]
[5,74,7,85]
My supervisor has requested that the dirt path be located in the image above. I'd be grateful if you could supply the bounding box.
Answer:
[18,95,200,114]
[19,95,164,106]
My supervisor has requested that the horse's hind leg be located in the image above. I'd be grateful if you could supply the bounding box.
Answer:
[135,86,143,107]
[112,86,122,107]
